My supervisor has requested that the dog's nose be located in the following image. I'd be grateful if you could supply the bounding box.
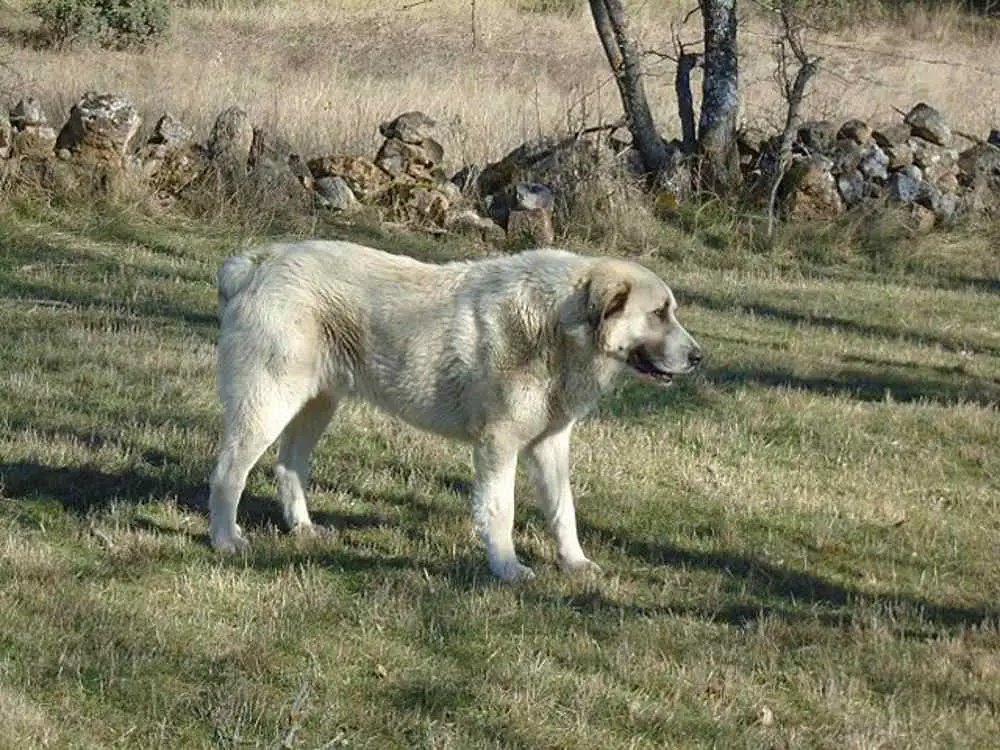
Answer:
[688,347,703,368]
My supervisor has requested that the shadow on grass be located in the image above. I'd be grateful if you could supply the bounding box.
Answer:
[561,519,1000,636]
[1,274,218,336]
[679,289,1000,358]
[604,358,999,419]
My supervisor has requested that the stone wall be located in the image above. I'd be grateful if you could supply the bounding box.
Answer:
[2,91,999,243]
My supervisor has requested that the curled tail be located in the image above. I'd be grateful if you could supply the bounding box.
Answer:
[215,255,256,311]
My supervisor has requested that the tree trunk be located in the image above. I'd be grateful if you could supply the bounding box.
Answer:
[588,0,667,175]
[698,0,742,195]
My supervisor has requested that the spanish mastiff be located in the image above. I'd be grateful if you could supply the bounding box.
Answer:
[209,241,701,581]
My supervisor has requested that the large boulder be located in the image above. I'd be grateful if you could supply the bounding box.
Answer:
[55,91,141,168]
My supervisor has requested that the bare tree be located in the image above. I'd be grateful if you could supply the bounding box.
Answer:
[766,1,822,237]
[588,0,667,175]
[697,0,742,195]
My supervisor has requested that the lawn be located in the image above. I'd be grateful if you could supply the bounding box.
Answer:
[0,199,998,749]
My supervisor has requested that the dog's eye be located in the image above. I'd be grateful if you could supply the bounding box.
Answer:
[654,304,670,320]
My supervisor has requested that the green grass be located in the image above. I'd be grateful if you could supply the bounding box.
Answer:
[1,199,999,749]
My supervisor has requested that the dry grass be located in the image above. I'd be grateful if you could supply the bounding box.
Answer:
[2,0,999,175]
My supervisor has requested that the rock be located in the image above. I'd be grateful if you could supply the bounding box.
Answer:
[149,113,192,146]
[248,128,311,205]
[10,97,47,129]
[886,168,922,203]
[883,141,914,170]
[837,170,866,206]
[141,141,205,197]
[444,209,506,242]
[989,129,1000,146]
[957,142,1000,215]
[55,92,141,168]
[135,112,203,197]
[796,120,837,153]
[915,181,942,213]
[313,176,359,211]
[379,181,451,227]
[912,139,958,184]
[904,103,952,147]
[307,154,391,200]
[507,207,555,246]
[780,155,843,220]
[837,119,872,145]
[513,182,554,211]
[830,138,863,174]
[957,142,1000,182]
[374,136,441,181]
[859,143,889,181]
[476,136,563,197]
[206,106,253,183]
[378,111,437,145]
[937,171,959,193]
[872,123,911,148]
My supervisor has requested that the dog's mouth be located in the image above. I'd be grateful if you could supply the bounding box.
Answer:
[626,350,677,384]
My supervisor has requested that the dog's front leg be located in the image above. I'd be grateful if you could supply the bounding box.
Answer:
[524,423,600,574]
[472,436,534,581]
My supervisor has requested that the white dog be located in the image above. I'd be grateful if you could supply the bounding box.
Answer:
[209,240,701,581]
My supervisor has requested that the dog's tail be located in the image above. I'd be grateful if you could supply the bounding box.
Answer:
[215,255,256,310]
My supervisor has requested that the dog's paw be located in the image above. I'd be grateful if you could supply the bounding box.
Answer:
[210,528,250,553]
[558,555,602,576]
[490,558,536,582]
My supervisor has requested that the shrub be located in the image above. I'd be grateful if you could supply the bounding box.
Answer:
[29,0,170,48]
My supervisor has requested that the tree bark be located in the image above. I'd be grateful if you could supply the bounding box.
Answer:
[698,0,742,195]
[588,0,667,175]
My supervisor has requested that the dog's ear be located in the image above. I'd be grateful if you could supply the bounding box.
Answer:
[586,269,631,329]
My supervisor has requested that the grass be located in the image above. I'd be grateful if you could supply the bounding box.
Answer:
[1,196,999,749]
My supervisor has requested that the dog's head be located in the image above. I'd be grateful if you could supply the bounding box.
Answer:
[585,259,702,385]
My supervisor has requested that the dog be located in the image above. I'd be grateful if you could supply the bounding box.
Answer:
[208,240,701,581]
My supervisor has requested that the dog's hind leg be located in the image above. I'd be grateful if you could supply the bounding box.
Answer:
[523,423,600,574]
[275,394,339,533]
[209,387,305,553]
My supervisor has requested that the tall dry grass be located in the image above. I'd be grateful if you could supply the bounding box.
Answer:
[1,0,999,175]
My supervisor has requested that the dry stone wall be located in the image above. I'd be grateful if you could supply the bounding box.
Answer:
[2,92,999,243]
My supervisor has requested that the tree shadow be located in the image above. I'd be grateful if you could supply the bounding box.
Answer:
[562,519,999,637]
[679,288,1000,358]
[707,363,1000,409]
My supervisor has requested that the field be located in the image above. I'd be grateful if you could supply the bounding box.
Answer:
[2,1,1000,748]
[1,195,999,748]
